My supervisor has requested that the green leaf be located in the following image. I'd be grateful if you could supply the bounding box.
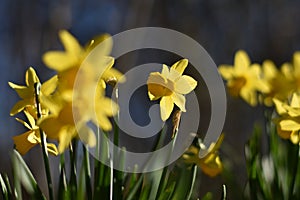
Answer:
[11,150,46,200]
[69,140,78,200]
[58,153,70,200]
[0,173,12,200]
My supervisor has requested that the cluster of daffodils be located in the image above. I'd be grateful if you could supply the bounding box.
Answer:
[10,30,123,154]
[10,30,224,177]
[219,50,300,144]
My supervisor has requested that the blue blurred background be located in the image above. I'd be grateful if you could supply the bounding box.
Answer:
[1,0,300,199]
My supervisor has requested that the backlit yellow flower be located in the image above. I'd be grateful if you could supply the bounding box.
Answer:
[39,30,123,153]
[183,134,224,177]
[273,93,300,144]
[42,30,123,101]
[273,52,300,94]
[262,60,295,106]
[147,59,197,121]
[13,110,58,155]
[8,67,57,116]
[219,50,270,106]
[39,103,96,153]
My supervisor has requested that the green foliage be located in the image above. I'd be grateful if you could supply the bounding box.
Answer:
[245,121,300,200]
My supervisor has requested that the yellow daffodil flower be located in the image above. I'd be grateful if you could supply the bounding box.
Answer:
[276,52,300,93]
[8,67,57,116]
[13,110,58,155]
[183,134,224,177]
[38,30,123,153]
[147,59,197,121]
[219,50,270,106]
[262,60,294,106]
[38,103,96,153]
[273,93,300,144]
[42,30,124,101]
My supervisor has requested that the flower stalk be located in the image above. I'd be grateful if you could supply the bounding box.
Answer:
[34,83,54,200]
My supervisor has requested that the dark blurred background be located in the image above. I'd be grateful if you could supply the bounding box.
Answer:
[1,0,300,199]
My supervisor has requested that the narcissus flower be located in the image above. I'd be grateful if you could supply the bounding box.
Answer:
[219,50,270,106]
[183,134,224,177]
[42,30,124,101]
[13,110,58,155]
[262,60,294,106]
[273,93,300,144]
[39,30,123,153]
[147,59,197,121]
[8,67,57,116]
[39,103,96,153]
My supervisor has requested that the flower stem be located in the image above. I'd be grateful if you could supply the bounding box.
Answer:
[289,143,300,199]
[34,83,54,200]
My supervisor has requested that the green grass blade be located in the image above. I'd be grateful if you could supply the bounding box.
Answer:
[186,165,198,200]
[58,153,69,200]
[11,150,46,200]
[0,173,11,200]
[69,140,78,200]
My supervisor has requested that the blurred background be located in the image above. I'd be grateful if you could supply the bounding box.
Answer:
[1,0,300,199]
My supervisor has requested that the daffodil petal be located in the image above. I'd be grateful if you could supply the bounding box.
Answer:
[43,51,78,71]
[172,93,186,112]
[174,75,197,94]
[95,97,119,117]
[281,63,293,80]
[273,98,287,115]
[200,153,223,177]
[10,99,33,116]
[148,91,160,100]
[290,131,300,144]
[235,50,250,73]
[284,106,300,117]
[13,131,37,155]
[170,59,188,75]
[169,67,181,82]
[160,96,174,121]
[207,133,224,153]
[262,60,277,80]
[46,143,59,156]
[240,87,257,106]
[8,82,33,99]
[218,65,234,80]
[85,33,112,52]
[57,126,75,153]
[39,117,62,139]
[255,80,270,93]
[102,67,125,83]
[24,110,37,128]
[79,125,96,147]
[94,113,113,131]
[26,67,40,86]
[59,30,82,56]
[161,64,170,77]
[293,52,300,75]
[15,117,32,130]
[291,93,300,108]
[41,75,58,95]
[279,119,300,131]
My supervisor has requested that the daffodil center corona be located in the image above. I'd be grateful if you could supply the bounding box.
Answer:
[229,76,246,97]
[148,78,175,97]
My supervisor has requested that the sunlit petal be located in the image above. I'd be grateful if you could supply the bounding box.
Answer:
[172,93,186,112]
[170,59,188,75]
[174,75,197,94]
[160,96,174,121]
